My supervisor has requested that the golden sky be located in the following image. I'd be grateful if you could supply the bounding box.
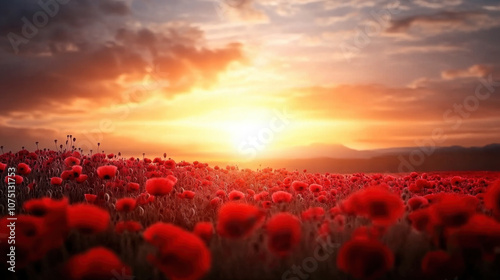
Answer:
[1,0,500,162]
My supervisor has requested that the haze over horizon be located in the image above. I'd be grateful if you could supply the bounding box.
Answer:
[1,0,500,162]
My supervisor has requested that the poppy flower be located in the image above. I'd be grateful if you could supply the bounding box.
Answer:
[266,213,302,257]
[146,177,177,196]
[164,159,176,169]
[64,156,80,168]
[65,247,132,280]
[215,190,227,198]
[180,190,196,199]
[67,204,110,234]
[301,207,325,221]
[127,182,140,191]
[448,214,500,256]
[193,222,214,243]
[71,165,82,176]
[115,221,143,234]
[144,223,187,247]
[408,207,434,233]
[228,190,245,201]
[309,184,322,193]
[146,224,211,280]
[115,197,137,212]
[210,197,221,207]
[291,181,308,192]
[23,196,66,216]
[271,191,293,203]
[343,186,404,226]
[0,162,6,173]
[261,200,272,209]
[485,180,500,216]
[247,189,255,196]
[5,175,23,185]
[0,215,47,267]
[50,177,63,185]
[216,202,265,239]
[76,174,88,183]
[408,196,429,211]
[96,165,118,179]
[17,163,31,175]
[136,192,155,205]
[337,237,394,280]
[421,250,464,279]
[317,195,328,203]
[84,194,97,203]
[431,194,477,228]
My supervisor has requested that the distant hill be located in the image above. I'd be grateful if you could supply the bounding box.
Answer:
[233,144,500,173]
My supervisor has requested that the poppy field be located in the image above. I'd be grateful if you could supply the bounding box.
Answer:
[1,148,500,280]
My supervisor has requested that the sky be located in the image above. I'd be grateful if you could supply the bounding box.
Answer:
[1,0,500,162]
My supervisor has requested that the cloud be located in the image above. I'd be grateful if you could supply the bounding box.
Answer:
[441,64,495,80]
[386,10,500,35]
[216,0,269,22]
[414,0,462,9]
[0,1,244,114]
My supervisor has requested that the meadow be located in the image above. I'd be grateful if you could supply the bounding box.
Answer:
[1,148,500,280]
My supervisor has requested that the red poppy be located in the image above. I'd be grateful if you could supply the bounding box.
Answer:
[0,215,47,267]
[448,214,500,257]
[247,189,255,196]
[164,159,176,169]
[193,222,214,243]
[228,190,245,201]
[408,207,434,233]
[271,191,293,203]
[421,250,464,279]
[127,182,140,191]
[17,163,31,175]
[136,192,155,205]
[61,170,76,180]
[96,165,118,180]
[65,247,132,280]
[71,165,82,176]
[67,204,110,234]
[309,184,322,193]
[5,175,23,185]
[210,197,221,207]
[216,202,265,239]
[84,194,97,203]
[343,186,404,226]
[180,190,196,199]
[317,195,328,203]
[408,196,429,211]
[146,177,177,196]
[147,225,211,280]
[76,174,88,183]
[115,221,143,234]
[266,213,302,257]
[301,207,325,221]
[337,236,394,280]
[23,197,67,217]
[115,197,137,212]
[216,190,227,198]
[484,180,500,216]
[0,162,6,173]
[431,194,477,228]
[291,181,308,192]
[144,223,186,247]
[261,200,272,209]
[50,177,63,185]
[64,156,80,168]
